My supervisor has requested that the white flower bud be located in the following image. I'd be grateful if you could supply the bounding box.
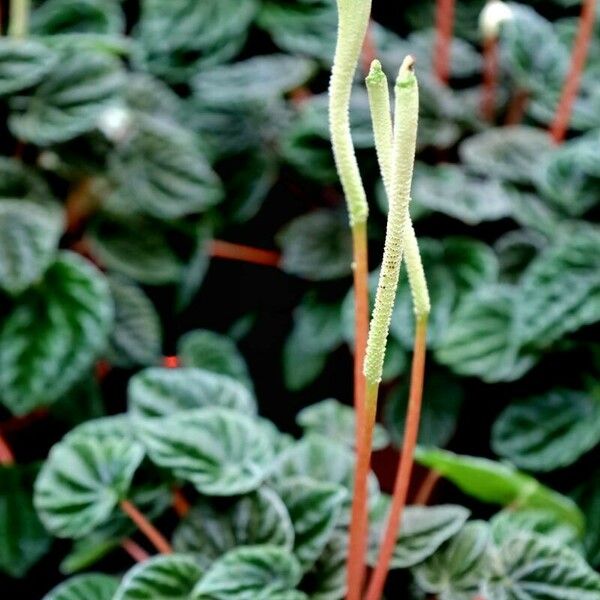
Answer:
[97,104,132,142]
[38,151,60,171]
[480,0,514,40]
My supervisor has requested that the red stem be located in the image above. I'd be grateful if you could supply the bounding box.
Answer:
[434,0,455,84]
[414,470,441,505]
[65,179,95,233]
[344,222,371,599]
[0,408,48,435]
[361,21,377,75]
[504,89,530,125]
[162,355,181,369]
[549,0,597,144]
[172,488,191,518]
[120,499,173,555]
[121,538,150,563]
[365,317,428,600]
[209,240,280,267]
[0,433,15,465]
[481,36,499,121]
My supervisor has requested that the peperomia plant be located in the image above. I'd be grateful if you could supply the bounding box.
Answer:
[0,0,600,599]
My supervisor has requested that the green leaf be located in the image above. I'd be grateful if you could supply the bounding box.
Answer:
[135,407,274,496]
[107,118,223,219]
[500,4,568,94]
[459,126,553,185]
[177,330,252,391]
[129,367,256,422]
[282,343,327,392]
[193,54,316,104]
[173,488,294,563]
[89,215,182,285]
[114,554,204,600]
[192,545,302,600]
[384,371,464,448]
[277,210,352,281]
[43,574,119,600]
[0,38,58,96]
[9,48,125,145]
[536,134,600,216]
[414,447,585,534]
[0,464,52,578]
[488,533,600,600]
[436,284,537,383]
[0,251,113,415]
[516,226,600,349]
[302,531,347,600]
[34,433,144,538]
[31,0,124,36]
[572,473,600,567]
[490,508,581,550]
[368,501,470,569]
[277,477,347,572]
[0,157,53,200]
[297,399,389,451]
[412,521,492,600]
[257,1,337,63]
[272,434,380,525]
[106,275,162,368]
[411,164,513,225]
[492,389,600,471]
[133,0,258,84]
[0,199,63,295]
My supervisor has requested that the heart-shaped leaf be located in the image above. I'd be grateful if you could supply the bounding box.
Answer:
[89,215,182,285]
[192,545,302,600]
[488,533,600,600]
[459,126,553,185]
[106,275,162,368]
[277,477,347,572]
[0,251,113,415]
[296,399,389,451]
[302,531,347,600]
[193,54,316,104]
[277,210,353,281]
[9,48,125,145]
[173,488,294,562]
[129,367,256,422]
[368,500,470,569]
[0,38,58,96]
[177,330,252,391]
[34,433,144,538]
[0,199,63,294]
[107,118,223,219]
[135,407,273,496]
[114,554,204,600]
[572,473,600,567]
[0,464,52,577]
[133,0,258,84]
[0,157,53,200]
[412,521,492,600]
[43,574,119,600]
[492,389,600,471]
[516,226,600,349]
[436,284,538,383]
[415,447,585,534]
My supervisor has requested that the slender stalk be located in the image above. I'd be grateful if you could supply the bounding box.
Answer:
[361,21,377,75]
[481,36,499,121]
[66,179,96,234]
[0,408,48,434]
[121,538,150,563]
[0,433,15,465]
[8,0,29,38]
[549,0,597,143]
[414,469,441,505]
[172,488,191,518]
[162,355,180,369]
[505,89,529,125]
[328,2,372,596]
[120,499,173,555]
[366,316,428,600]
[209,240,280,267]
[434,0,455,84]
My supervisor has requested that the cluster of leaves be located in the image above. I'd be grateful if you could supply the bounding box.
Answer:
[0,0,599,597]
